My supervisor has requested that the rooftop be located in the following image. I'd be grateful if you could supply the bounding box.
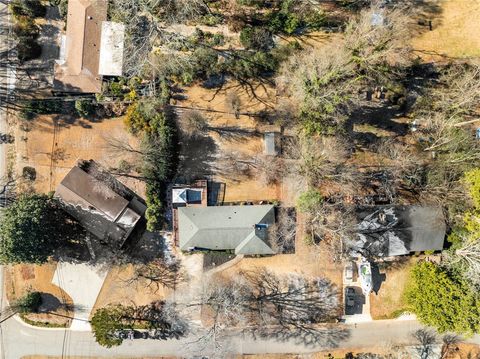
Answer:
[55,162,146,248]
[177,205,276,255]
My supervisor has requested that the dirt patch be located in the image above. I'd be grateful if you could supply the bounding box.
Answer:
[92,264,171,317]
[238,346,392,358]
[177,80,287,203]
[411,0,480,60]
[15,115,144,196]
[369,257,417,320]
[5,263,73,327]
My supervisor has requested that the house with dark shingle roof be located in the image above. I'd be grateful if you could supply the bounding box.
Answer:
[351,205,446,258]
[54,160,146,248]
[177,205,276,255]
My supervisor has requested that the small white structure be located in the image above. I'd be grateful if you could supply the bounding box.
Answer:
[98,21,125,76]
[264,132,279,156]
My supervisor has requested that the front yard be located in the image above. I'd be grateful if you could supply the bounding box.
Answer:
[369,257,417,320]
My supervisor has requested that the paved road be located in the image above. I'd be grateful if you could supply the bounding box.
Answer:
[0,316,423,358]
[4,313,480,359]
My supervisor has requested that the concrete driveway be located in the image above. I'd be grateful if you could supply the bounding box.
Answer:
[52,263,108,331]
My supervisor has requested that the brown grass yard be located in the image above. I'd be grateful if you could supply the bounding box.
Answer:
[217,214,344,297]
[369,257,417,320]
[14,114,144,196]
[411,0,480,60]
[91,264,170,318]
[177,81,288,203]
[4,263,73,327]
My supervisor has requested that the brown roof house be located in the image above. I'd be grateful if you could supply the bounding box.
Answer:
[54,0,125,93]
[55,160,146,248]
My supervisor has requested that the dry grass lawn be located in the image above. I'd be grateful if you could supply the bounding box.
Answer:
[92,264,171,317]
[4,263,73,327]
[411,0,480,60]
[369,258,417,320]
[177,81,286,203]
[15,115,144,196]
[218,213,344,295]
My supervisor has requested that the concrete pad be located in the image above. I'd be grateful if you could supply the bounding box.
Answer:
[52,262,107,331]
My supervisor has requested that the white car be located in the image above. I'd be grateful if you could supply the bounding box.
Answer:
[344,262,354,283]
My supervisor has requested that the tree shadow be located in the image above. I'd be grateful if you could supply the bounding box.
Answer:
[209,126,260,141]
[248,325,350,349]
[178,134,218,181]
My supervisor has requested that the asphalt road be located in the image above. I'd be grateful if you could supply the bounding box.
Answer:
[0,316,425,358]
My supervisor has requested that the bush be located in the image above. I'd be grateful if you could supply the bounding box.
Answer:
[22,166,36,181]
[75,99,95,118]
[406,261,480,335]
[464,168,480,209]
[297,189,323,213]
[10,0,46,18]
[14,291,42,313]
[20,99,63,119]
[17,37,42,62]
[239,27,273,51]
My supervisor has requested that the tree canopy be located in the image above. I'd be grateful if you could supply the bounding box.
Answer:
[406,261,480,335]
[0,194,80,264]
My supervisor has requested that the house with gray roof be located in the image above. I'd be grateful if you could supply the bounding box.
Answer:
[55,160,146,248]
[350,205,446,258]
[177,205,276,255]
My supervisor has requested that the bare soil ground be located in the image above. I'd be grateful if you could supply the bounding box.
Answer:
[4,263,73,327]
[14,114,144,195]
[177,80,285,203]
[411,0,480,60]
[369,257,417,320]
[92,264,170,317]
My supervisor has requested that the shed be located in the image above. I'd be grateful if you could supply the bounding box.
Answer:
[264,132,279,155]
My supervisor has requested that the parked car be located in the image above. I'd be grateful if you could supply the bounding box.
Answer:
[345,287,355,308]
[344,262,354,282]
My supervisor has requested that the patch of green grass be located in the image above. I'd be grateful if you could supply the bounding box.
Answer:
[20,313,68,328]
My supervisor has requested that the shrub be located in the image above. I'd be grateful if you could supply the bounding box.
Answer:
[297,189,323,214]
[406,261,480,335]
[14,291,42,313]
[20,99,63,119]
[240,27,273,51]
[17,37,42,62]
[22,166,36,180]
[464,168,480,209]
[75,99,95,118]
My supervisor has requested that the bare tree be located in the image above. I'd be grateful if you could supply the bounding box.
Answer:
[445,236,480,286]
[411,328,437,359]
[277,2,413,131]
[127,259,185,293]
[440,334,460,359]
[225,92,242,119]
[179,268,342,354]
[179,110,209,138]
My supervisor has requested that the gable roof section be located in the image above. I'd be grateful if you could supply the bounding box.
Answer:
[178,205,275,255]
[53,0,107,93]
[55,164,145,247]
